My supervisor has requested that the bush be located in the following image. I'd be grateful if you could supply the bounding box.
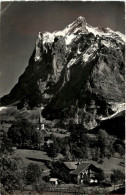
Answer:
[111,169,125,184]
[42,176,50,182]
[25,163,41,184]
[51,161,71,183]
[100,182,112,187]
[113,142,125,157]
[0,156,24,191]
[8,118,42,148]
[95,168,104,182]
[46,137,69,157]
[1,133,13,153]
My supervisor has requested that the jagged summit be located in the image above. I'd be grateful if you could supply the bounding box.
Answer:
[77,16,85,20]
[64,16,87,35]
[36,16,125,50]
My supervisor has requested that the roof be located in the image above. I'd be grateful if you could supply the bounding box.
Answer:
[41,129,50,137]
[70,163,91,175]
[63,162,77,170]
[49,178,58,182]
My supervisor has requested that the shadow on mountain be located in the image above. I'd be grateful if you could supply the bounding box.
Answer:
[91,111,125,139]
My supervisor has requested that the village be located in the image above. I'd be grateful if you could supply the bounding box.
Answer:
[0,105,125,194]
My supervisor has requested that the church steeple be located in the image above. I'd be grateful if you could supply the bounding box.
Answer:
[39,110,43,123]
[37,107,45,130]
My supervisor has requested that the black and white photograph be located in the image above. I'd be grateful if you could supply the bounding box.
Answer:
[0,1,125,194]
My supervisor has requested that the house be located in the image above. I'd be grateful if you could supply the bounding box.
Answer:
[44,139,54,147]
[70,162,102,184]
[49,178,59,186]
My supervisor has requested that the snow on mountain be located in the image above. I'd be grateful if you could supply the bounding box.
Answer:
[39,16,125,46]
[100,103,125,121]
[34,16,125,62]
[114,31,125,42]
[65,34,76,45]
[43,32,55,44]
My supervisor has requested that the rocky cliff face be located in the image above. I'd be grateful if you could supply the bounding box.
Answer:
[1,17,125,129]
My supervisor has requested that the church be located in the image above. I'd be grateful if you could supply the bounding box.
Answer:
[37,110,45,131]
[37,109,51,148]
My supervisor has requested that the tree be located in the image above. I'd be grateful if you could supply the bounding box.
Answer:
[95,169,104,182]
[98,129,114,157]
[25,163,41,184]
[0,156,24,191]
[51,161,71,183]
[91,147,100,161]
[56,137,69,156]
[72,144,84,159]
[46,140,59,158]
[69,124,87,143]
[98,129,107,156]
[111,169,125,184]
[67,124,89,159]
[114,143,125,157]
[45,136,70,158]
[8,118,42,148]
[1,133,13,153]
[117,144,124,157]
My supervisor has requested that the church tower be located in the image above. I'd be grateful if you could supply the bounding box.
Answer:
[37,107,45,131]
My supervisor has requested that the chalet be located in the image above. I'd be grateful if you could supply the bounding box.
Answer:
[70,162,101,184]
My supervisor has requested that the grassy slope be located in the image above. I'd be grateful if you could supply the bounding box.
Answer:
[11,149,51,169]
[92,157,124,174]
[11,149,64,169]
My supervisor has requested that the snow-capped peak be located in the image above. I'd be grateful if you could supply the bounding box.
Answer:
[63,16,87,35]
[36,16,87,47]
[35,16,125,60]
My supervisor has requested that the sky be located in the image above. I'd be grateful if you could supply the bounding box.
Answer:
[0,1,125,98]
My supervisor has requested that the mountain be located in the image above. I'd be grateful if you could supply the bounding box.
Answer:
[1,16,125,129]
